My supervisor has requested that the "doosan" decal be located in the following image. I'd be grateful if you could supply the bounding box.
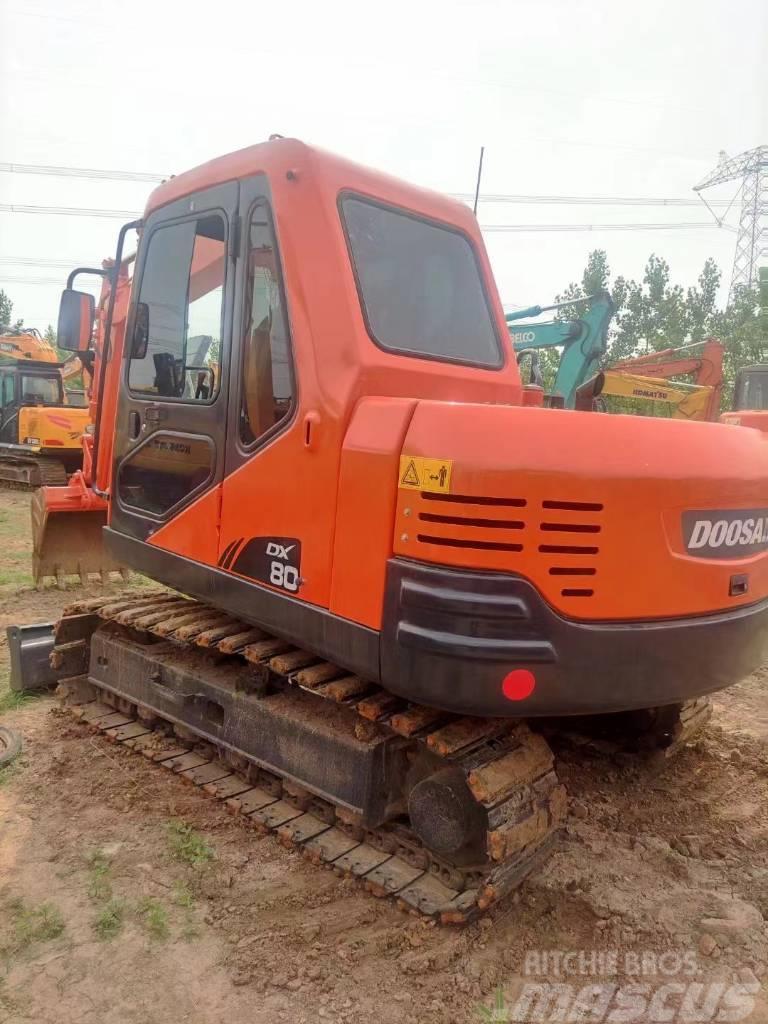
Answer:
[682,509,768,559]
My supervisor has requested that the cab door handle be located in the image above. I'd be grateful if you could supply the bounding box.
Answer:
[303,411,320,450]
[128,410,141,440]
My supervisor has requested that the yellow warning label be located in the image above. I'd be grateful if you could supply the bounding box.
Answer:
[398,456,453,494]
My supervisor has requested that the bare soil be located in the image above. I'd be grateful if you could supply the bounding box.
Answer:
[0,490,767,1023]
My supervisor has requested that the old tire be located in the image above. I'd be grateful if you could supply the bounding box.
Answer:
[0,725,22,768]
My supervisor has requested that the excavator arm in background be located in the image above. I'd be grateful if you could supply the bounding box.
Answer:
[506,290,615,407]
[609,338,725,420]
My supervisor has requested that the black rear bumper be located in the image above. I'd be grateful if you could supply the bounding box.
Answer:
[381,559,768,717]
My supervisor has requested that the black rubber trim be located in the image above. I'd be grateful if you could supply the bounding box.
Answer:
[382,558,768,718]
[103,528,379,681]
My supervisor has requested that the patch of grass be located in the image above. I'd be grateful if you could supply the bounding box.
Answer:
[172,881,195,908]
[0,759,23,788]
[86,849,113,902]
[0,688,38,714]
[93,899,125,940]
[166,820,214,867]
[138,898,169,940]
[1,900,65,957]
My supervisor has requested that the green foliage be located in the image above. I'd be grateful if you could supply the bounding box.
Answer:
[166,820,214,867]
[171,881,195,908]
[1,899,65,957]
[138,898,170,940]
[0,688,37,714]
[554,250,764,408]
[476,986,509,1022]
[86,849,113,902]
[0,291,23,333]
[93,899,125,940]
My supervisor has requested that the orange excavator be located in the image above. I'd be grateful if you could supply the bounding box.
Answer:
[29,139,768,922]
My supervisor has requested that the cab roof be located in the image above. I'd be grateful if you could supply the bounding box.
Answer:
[144,137,475,233]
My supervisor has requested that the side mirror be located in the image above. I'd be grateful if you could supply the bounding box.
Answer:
[131,302,150,360]
[57,289,94,352]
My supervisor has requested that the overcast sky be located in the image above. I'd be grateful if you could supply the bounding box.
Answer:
[1,0,766,331]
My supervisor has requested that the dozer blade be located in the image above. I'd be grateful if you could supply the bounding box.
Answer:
[30,487,127,589]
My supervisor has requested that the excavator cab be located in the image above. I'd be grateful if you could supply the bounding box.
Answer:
[733,365,768,412]
[720,364,768,433]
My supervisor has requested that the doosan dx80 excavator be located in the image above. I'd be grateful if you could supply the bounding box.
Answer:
[37,139,768,921]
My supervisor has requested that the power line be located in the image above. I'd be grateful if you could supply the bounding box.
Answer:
[0,203,140,219]
[480,221,737,233]
[455,192,735,208]
[0,257,95,269]
[0,161,168,183]
[0,275,100,287]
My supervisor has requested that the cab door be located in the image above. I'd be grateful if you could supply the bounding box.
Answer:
[110,182,238,562]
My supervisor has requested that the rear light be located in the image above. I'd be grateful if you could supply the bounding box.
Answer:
[501,669,536,701]
[43,439,64,447]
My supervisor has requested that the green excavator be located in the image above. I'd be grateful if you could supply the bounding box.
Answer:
[507,290,615,408]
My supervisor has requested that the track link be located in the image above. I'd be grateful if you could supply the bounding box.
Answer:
[53,592,567,924]
[0,454,67,489]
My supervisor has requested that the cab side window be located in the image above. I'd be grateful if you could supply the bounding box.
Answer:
[239,204,294,446]
[0,374,14,406]
[128,213,226,401]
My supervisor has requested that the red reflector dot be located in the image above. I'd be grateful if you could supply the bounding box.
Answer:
[502,669,536,701]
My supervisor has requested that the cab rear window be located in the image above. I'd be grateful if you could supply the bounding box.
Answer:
[340,195,503,369]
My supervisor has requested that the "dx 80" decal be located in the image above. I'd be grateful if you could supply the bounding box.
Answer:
[218,536,303,593]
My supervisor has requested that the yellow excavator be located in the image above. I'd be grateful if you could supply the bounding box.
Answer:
[0,327,91,486]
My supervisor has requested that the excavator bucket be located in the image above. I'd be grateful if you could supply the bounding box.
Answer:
[30,485,127,589]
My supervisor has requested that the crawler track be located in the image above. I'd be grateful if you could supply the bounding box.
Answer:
[0,454,67,489]
[53,591,566,924]
[52,591,713,923]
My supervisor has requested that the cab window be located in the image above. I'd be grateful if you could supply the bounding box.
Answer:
[340,194,502,369]
[0,374,14,406]
[128,213,226,401]
[239,203,294,446]
[20,375,61,405]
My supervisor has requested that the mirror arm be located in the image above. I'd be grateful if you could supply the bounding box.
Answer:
[91,218,143,489]
[67,267,109,290]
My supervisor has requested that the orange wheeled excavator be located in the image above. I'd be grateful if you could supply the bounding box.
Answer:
[38,139,768,922]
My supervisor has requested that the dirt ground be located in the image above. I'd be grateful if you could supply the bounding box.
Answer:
[0,489,767,1023]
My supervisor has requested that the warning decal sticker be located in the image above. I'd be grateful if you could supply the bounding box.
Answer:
[398,455,453,494]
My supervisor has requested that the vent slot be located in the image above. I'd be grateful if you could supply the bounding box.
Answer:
[561,588,594,598]
[539,544,599,555]
[418,512,524,530]
[542,500,604,512]
[417,534,523,552]
[540,522,600,534]
[421,492,527,507]
[549,567,596,576]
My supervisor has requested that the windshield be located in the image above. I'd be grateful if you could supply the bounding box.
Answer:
[341,195,502,369]
[20,375,62,405]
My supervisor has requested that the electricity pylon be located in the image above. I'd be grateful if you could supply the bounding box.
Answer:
[695,146,767,302]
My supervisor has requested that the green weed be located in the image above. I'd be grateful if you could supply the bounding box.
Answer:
[172,881,195,908]
[1,900,65,957]
[86,849,113,902]
[0,689,37,714]
[93,899,125,940]
[138,898,169,940]
[166,820,214,867]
